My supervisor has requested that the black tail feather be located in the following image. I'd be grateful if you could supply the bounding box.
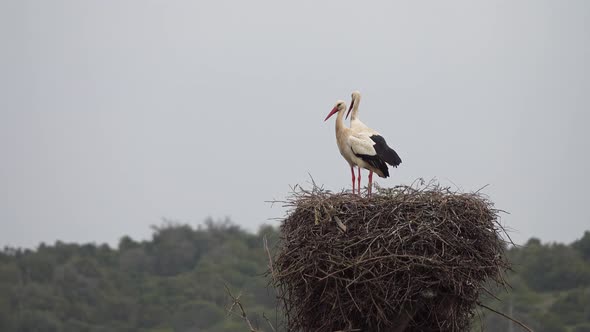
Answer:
[370,135,402,167]
[355,154,390,178]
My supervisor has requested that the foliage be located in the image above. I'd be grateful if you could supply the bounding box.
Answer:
[0,220,281,332]
[0,219,589,331]
[476,233,590,332]
[573,231,590,262]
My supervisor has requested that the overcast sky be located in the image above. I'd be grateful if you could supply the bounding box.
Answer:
[1,1,589,248]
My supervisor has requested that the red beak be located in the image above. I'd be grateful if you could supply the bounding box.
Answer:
[345,100,354,120]
[324,106,339,121]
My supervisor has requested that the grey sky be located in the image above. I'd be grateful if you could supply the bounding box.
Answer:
[1,1,589,248]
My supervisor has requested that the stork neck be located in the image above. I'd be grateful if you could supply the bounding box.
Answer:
[350,96,360,121]
[335,108,345,133]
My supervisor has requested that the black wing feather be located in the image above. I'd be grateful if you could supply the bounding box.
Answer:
[369,135,402,167]
[351,147,390,178]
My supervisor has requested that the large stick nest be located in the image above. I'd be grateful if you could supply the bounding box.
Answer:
[271,182,510,332]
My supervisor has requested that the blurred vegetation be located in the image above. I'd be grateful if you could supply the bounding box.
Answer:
[477,231,590,332]
[1,219,589,331]
[0,219,281,332]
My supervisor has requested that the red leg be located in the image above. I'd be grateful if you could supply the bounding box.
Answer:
[350,166,356,194]
[357,166,362,195]
[368,171,373,197]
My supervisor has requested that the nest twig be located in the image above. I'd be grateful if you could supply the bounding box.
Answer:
[270,181,511,331]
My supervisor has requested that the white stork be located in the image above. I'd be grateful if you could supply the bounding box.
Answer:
[345,91,402,195]
[324,100,399,196]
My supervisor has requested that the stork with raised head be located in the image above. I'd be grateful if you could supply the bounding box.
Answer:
[345,90,402,195]
[324,100,395,196]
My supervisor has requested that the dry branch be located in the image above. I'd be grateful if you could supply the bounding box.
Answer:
[225,284,259,332]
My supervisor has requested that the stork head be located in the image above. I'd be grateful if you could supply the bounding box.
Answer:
[346,90,361,120]
[324,100,347,121]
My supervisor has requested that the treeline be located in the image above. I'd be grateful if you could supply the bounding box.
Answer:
[0,220,589,331]
[0,219,281,332]
[481,232,590,332]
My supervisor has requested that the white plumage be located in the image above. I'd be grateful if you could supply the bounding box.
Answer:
[343,90,402,195]
[347,90,379,135]
[325,99,400,196]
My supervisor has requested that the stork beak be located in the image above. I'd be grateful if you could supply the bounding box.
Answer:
[345,100,354,120]
[324,106,339,121]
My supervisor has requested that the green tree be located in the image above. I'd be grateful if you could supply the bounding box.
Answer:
[519,242,590,291]
[573,231,590,261]
[574,324,590,332]
[16,310,62,332]
[171,301,224,331]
